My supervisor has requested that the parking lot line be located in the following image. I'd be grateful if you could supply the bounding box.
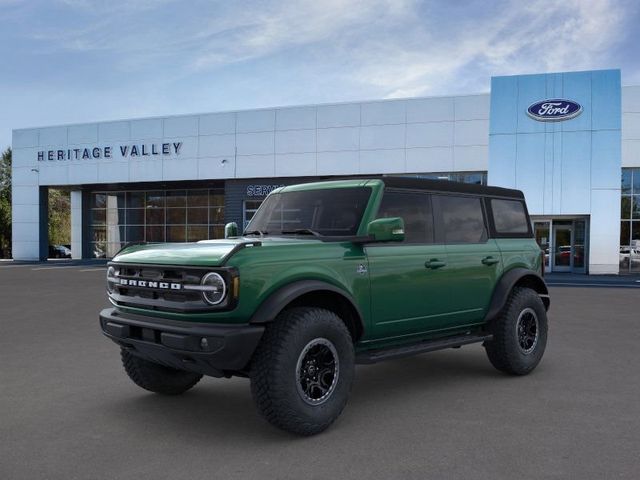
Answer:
[79,268,106,272]
[31,265,78,270]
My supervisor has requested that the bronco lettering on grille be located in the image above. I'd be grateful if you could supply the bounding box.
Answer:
[119,278,182,290]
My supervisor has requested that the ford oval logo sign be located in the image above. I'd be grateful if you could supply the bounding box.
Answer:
[527,99,582,122]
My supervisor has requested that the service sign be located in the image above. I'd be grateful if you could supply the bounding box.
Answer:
[527,99,582,122]
[246,184,285,197]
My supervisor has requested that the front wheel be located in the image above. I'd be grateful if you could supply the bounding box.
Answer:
[485,287,548,375]
[250,307,355,435]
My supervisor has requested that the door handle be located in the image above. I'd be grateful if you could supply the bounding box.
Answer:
[425,259,446,269]
[481,256,500,266]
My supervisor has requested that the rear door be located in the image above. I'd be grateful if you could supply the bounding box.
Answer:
[365,190,450,340]
[432,194,503,326]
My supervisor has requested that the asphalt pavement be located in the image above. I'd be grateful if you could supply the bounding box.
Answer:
[1,263,639,479]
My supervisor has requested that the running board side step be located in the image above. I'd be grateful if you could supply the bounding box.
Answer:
[355,333,493,364]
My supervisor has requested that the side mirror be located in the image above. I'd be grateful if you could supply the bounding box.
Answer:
[224,222,239,238]
[367,217,405,242]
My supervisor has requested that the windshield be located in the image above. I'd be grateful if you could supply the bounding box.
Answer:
[245,187,372,237]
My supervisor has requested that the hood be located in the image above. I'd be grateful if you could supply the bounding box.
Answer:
[113,239,250,267]
[112,236,321,267]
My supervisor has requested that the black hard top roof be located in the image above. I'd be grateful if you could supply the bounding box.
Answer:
[379,177,525,199]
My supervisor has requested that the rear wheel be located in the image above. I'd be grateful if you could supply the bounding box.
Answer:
[485,287,548,375]
[250,307,355,435]
[120,348,202,395]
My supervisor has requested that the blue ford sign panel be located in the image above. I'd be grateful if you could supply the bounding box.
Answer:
[527,99,582,122]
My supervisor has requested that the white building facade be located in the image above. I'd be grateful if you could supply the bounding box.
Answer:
[11,69,640,274]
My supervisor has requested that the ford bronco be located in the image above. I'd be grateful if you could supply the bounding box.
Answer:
[100,178,550,435]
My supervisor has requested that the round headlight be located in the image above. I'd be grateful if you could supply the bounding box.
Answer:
[106,266,116,294]
[201,272,226,305]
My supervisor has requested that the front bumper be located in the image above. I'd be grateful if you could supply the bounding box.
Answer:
[99,308,264,377]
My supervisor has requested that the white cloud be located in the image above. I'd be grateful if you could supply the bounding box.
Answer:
[347,0,629,97]
[189,0,417,70]
[21,0,633,98]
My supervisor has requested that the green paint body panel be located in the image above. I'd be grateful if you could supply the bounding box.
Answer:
[109,179,543,354]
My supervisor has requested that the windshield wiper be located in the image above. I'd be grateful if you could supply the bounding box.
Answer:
[281,228,322,237]
[244,230,268,236]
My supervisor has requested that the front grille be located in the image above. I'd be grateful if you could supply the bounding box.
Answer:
[108,263,231,313]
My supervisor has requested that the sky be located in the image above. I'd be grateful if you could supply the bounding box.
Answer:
[1,0,639,148]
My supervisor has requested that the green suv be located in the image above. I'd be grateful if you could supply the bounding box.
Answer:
[100,178,550,435]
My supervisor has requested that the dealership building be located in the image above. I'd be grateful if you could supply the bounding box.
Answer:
[10,68,640,274]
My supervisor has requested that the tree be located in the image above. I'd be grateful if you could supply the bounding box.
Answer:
[49,189,71,246]
[0,147,11,258]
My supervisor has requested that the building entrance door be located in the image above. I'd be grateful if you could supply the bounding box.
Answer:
[532,217,588,273]
[552,223,573,272]
[533,221,550,271]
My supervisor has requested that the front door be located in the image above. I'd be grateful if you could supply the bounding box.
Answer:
[552,224,573,272]
[367,243,450,340]
[366,190,451,341]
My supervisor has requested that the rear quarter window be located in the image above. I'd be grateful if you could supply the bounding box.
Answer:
[491,199,530,234]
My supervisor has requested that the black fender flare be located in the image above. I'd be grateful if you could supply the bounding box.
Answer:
[249,280,365,338]
[484,268,550,322]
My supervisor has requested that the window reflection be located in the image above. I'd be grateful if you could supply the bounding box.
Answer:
[89,188,225,258]
[394,171,488,185]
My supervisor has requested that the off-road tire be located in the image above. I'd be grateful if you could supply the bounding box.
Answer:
[250,307,355,436]
[120,348,202,395]
[485,287,548,375]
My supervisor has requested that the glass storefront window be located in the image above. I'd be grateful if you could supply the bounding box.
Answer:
[146,191,165,209]
[187,207,208,224]
[188,190,209,207]
[146,226,165,243]
[621,196,631,219]
[91,209,106,225]
[146,208,165,225]
[634,170,640,195]
[88,187,225,258]
[126,226,144,242]
[126,209,144,224]
[633,196,640,219]
[126,192,145,208]
[621,169,632,194]
[166,190,186,207]
[209,225,224,239]
[167,208,186,224]
[211,193,224,207]
[632,222,640,273]
[187,226,208,242]
[210,206,224,223]
[395,171,488,185]
[166,225,186,242]
[91,193,107,208]
[91,226,106,242]
[573,219,586,269]
[620,168,640,273]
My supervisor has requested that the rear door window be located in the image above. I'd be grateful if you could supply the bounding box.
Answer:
[435,195,487,244]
